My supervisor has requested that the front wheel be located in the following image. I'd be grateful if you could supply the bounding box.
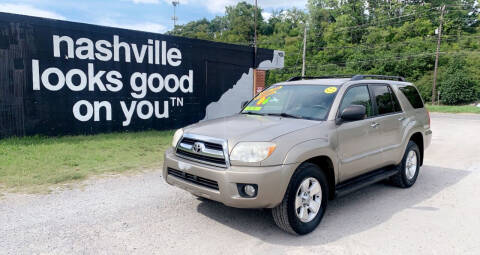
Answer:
[272,163,328,235]
[391,140,421,188]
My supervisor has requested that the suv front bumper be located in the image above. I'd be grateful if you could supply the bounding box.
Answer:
[162,147,298,208]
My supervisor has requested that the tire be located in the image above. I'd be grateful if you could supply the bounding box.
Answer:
[390,140,421,188]
[272,162,328,235]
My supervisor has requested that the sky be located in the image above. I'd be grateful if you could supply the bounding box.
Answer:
[0,0,308,34]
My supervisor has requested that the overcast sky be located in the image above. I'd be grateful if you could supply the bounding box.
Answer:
[0,0,308,33]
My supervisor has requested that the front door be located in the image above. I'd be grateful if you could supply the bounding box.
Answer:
[336,85,384,182]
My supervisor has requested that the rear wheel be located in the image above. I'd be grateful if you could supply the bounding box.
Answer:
[272,163,328,235]
[391,141,421,188]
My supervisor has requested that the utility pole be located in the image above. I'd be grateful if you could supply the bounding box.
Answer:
[254,0,258,64]
[301,24,307,77]
[432,5,446,105]
[253,0,258,96]
[172,1,180,31]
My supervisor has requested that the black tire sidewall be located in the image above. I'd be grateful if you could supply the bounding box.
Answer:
[401,142,420,187]
[286,163,328,235]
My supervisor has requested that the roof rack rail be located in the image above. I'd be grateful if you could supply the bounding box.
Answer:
[287,74,406,82]
[351,75,405,82]
[287,75,354,81]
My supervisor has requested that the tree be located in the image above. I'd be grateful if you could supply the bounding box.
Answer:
[438,58,478,105]
[169,1,265,44]
[167,0,480,105]
[221,1,265,44]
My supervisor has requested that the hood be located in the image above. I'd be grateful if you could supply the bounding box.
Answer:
[183,114,321,149]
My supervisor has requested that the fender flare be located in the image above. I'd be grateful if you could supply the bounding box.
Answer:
[283,138,339,184]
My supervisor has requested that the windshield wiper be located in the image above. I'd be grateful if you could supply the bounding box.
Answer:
[266,112,302,119]
[242,111,265,116]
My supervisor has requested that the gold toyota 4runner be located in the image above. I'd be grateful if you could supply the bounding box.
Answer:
[163,75,432,235]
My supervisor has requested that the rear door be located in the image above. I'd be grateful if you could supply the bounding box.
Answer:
[368,84,405,166]
[336,85,385,182]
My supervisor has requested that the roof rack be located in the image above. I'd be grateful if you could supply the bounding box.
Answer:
[287,75,354,81]
[351,75,405,81]
[287,74,406,82]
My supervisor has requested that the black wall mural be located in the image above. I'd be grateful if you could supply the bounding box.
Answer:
[0,12,281,138]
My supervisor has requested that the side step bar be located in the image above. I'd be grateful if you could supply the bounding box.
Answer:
[335,166,399,198]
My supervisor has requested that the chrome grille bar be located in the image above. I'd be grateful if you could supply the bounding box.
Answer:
[175,133,229,168]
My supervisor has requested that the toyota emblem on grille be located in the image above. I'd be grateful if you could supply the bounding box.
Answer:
[192,142,204,153]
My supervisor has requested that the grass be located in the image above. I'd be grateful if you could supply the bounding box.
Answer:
[426,104,480,114]
[0,130,173,192]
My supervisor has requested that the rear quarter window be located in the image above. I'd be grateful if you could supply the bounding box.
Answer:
[399,85,424,109]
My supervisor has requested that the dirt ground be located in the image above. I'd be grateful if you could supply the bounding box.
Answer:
[1,113,479,254]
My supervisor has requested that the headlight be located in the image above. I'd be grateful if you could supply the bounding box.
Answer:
[230,142,276,163]
[171,129,184,147]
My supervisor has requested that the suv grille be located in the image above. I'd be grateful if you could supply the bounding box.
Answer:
[181,137,223,151]
[167,168,219,190]
[175,135,227,167]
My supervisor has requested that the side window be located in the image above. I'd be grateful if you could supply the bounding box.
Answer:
[371,85,395,115]
[389,86,402,112]
[339,85,373,118]
[399,85,424,109]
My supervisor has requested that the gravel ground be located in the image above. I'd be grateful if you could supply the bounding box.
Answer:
[1,113,480,254]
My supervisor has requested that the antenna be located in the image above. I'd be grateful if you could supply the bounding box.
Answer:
[172,1,180,30]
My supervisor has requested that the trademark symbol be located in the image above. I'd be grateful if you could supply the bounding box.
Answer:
[170,97,183,107]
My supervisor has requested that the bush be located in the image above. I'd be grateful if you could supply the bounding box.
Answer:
[415,72,434,102]
[439,59,479,105]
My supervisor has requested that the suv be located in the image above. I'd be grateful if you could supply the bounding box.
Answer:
[163,75,432,235]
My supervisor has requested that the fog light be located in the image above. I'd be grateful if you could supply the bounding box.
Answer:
[244,185,256,197]
[237,183,258,198]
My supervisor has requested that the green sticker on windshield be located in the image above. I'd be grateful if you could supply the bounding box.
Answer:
[262,97,270,105]
[245,106,262,111]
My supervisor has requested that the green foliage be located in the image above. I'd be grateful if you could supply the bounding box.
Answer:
[439,59,478,105]
[169,0,480,104]
[426,104,480,114]
[415,71,434,102]
[169,1,264,44]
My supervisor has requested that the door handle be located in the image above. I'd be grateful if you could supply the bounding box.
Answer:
[370,122,380,128]
[398,117,406,121]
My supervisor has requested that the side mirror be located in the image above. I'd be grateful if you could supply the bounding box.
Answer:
[340,105,366,122]
[241,101,249,109]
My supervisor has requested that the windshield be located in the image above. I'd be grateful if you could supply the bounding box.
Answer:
[241,85,339,120]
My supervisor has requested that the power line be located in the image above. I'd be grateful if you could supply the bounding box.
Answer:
[274,50,480,73]
[445,4,478,8]
[338,7,438,30]
[258,30,479,60]
[258,32,436,47]
[256,10,437,43]
[258,12,477,46]
[442,34,480,39]
[259,32,480,64]
[271,37,439,58]
[259,18,439,46]
[329,8,440,33]
[312,38,437,51]
[256,14,476,47]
